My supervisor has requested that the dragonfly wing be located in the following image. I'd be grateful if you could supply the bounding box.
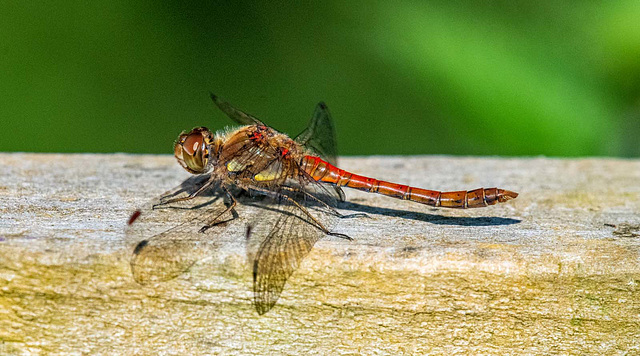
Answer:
[126,176,235,284]
[294,102,338,166]
[294,102,345,201]
[245,175,342,314]
[210,93,265,126]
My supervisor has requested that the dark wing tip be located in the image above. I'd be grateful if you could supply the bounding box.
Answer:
[133,239,149,255]
[246,224,253,241]
[128,210,142,225]
[318,102,327,109]
[255,302,273,315]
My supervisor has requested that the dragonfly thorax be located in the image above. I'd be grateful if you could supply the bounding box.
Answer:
[215,125,303,183]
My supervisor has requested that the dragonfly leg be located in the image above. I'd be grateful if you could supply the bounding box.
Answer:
[153,177,216,209]
[340,212,370,219]
[327,231,353,241]
[199,186,237,233]
[278,185,345,218]
[279,186,368,220]
[284,196,352,240]
[334,186,346,202]
[251,186,353,241]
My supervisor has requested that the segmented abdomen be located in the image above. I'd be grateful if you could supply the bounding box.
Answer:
[300,156,518,208]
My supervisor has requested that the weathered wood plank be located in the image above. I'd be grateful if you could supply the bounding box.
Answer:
[1,153,639,355]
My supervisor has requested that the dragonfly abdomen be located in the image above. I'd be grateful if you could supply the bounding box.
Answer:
[301,156,517,209]
[407,187,518,208]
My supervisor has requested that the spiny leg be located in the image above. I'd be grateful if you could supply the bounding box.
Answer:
[251,186,353,241]
[278,185,342,217]
[153,177,216,209]
[199,186,238,233]
[283,194,352,241]
[279,185,368,220]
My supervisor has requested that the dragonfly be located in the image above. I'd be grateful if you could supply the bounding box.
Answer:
[126,94,518,315]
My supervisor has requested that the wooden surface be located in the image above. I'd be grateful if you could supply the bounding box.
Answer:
[1,153,639,355]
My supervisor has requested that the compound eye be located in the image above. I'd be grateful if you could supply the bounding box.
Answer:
[174,129,209,173]
[183,132,204,156]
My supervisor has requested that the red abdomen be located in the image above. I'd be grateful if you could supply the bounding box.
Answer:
[300,156,517,208]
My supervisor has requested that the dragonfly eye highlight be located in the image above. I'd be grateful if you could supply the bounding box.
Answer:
[174,128,211,174]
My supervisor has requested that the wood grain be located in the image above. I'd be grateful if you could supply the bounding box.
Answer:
[1,153,639,355]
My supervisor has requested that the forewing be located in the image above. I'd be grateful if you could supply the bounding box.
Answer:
[245,175,342,314]
[210,93,265,126]
[294,102,338,166]
[126,175,235,284]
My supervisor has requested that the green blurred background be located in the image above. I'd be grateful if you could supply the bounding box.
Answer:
[1,1,639,157]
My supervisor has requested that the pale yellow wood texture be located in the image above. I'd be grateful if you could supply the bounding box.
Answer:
[1,153,639,355]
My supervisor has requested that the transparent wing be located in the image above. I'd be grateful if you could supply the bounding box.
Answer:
[125,175,237,284]
[245,174,343,314]
[210,93,265,126]
[294,102,338,166]
[294,102,345,200]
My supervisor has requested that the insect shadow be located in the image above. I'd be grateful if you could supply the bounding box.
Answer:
[339,201,521,227]
[162,175,520,227]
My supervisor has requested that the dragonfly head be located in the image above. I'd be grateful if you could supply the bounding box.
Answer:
[174,127,216,174]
